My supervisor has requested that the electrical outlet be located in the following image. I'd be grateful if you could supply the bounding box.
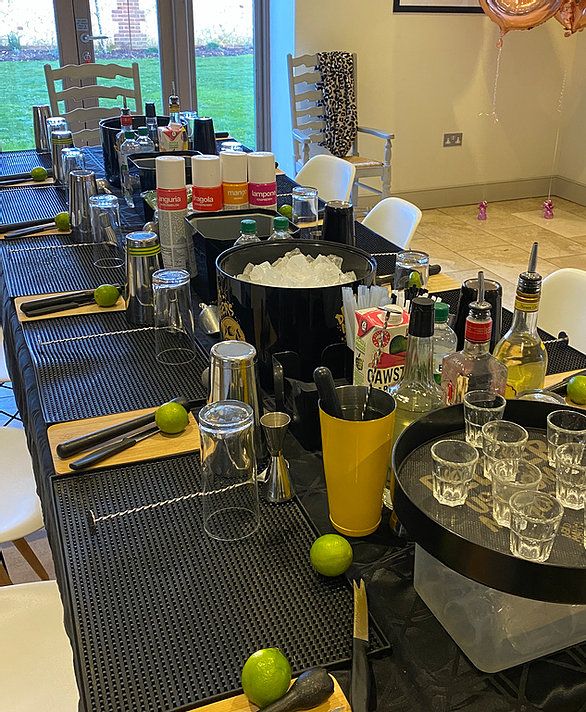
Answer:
[443,133,463,147]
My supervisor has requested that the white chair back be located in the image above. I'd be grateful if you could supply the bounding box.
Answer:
[362,197,422,249]
[539,268,586,354]
[294,154,356,203]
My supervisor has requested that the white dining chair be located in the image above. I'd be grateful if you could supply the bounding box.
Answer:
[539,268,586,354]
[294,154,357,203]
[0,581,79,710]
[362,197,422,249]
[0,427,50,585]
[0,328,9,384]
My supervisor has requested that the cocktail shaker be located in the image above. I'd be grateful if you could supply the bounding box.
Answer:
[125,231,163,326]
[68,169,97,240]
[46,118,68,158]
[322,200,355,246]
[51,130,74,185]
[32,106,51,152]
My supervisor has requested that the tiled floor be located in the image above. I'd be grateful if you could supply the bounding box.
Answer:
[414,195,586,309]
[3,194,586,585]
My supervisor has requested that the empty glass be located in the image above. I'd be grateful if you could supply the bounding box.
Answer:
[546,409,586,467]
[509,490,563,562]
[89,194,124,268]
[394,251,430,292]
[463,390,507,448]
[554,442,586,510]
[61,147,86,206]
[431,439,479,506]
[492,460,542,527]
[292,185,319,225]
[482,420,528,481]
[153,268,196,365]
[199,400,260,541]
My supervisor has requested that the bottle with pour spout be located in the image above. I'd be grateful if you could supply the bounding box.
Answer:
[493,242,548,397]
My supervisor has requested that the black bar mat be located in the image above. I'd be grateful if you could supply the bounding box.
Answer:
[53,454,387,712]
[1,238,124,297]
[0,185,67,230]
[0,149,52,177]
[22,312,208,423]
[433,288,586,375]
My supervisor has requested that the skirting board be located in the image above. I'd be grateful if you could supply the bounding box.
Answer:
[356,175,586,210]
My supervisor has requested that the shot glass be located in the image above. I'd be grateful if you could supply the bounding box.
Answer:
[153,268,196,365]
[394,251,430,291]
[199,400,260,541]
[89,194,125,268]
[431,439,479,507]
[292,185,319,225]
[509,490,563,563]
[554,442,586,510]
[492,459,542,527]
[482,420,528,482]
[463,390,507,449]
[547,409,586,467]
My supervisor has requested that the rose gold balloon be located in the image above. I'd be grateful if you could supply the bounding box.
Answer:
[556,0,586,34]
[480,0,563,37]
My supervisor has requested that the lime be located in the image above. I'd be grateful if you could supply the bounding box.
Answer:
[407,270,422,289]
[241,648,292,708]
[310,534,353,577]
[54,212,70,231]
[155,402,189,434]
[278,204,293,219]
[31,166,48,182]
[93,284,120,308]
[567,375,586,405]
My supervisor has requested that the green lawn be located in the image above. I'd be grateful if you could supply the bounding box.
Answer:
[0,55,255,151]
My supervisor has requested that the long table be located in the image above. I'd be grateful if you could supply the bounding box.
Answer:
[2,147,586,711]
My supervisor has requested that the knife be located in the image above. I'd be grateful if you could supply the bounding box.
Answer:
[547,369,586,394]
[69,424,161,471]
[20,300,96,317]
[351,579,370,712]
[20,285,122,315]
[3,221,57,239]
[56,396,190,458]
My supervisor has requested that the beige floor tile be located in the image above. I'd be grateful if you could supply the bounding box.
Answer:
[418,209,462,228]
[438,204,533,229]
[410,237,481,273]
[1,529,55,584]
[417,222,509,253]
[479,224,586,259]
[445,269,517,308]
[466,246,558,284]
[548,254,586,270]
[491,198,547,213]
[513,209,586,239]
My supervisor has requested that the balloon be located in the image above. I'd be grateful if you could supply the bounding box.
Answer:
[556,0,586,34]
[480,0,563,38]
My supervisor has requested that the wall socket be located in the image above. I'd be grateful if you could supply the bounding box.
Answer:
[443,133,463,147]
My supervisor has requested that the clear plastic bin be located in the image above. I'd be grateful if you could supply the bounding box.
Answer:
[414,545,586,672]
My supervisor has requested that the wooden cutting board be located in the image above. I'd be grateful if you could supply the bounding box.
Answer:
[0,227,71,240]
[0,177,55,188]
[14,291,124,322]
[191,676,350,712]
[48,406,200,475]
[544,369,586,410]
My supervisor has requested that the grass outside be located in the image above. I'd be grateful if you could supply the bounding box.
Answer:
[0,54,255,151]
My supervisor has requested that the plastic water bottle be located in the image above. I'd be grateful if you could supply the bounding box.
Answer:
[136,126,155,153]
[119,129,140,207]
[268,215,292,241]
[432,301,457,384]
[234,219,261,245]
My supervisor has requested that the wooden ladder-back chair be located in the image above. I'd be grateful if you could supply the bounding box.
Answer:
[287,53,394,209]
[44,62,143,146]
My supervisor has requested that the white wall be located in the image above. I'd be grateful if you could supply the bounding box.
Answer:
[557,35,586,187]
[277,0,575,198]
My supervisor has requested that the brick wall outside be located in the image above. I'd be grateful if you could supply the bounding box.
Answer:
[112,0,147,50]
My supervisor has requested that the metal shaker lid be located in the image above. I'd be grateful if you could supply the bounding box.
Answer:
[210,340,256,366]
[125,231,161,253]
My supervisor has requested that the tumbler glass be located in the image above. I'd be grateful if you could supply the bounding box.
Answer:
[463,390,506,448]
[546,409,586,467]
[292,185,319,225]
[554,442,586,510]
[509,490,563,562]
[153,268,196,365]
[199,400,260,541]
[394,251,430,301]
[482,420,528,481]
[89,194,124,268]
[430,439,479,507]
[61,147,86,206]
[492,460,542,527]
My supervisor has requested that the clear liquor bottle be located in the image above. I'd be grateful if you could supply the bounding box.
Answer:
[384,297,443,508]
[493,242,547,398]
[119,129,139,207]
[441,286,507,404]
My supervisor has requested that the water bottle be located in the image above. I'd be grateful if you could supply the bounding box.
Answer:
[136,126,155,153]
[234,219,260,245]
[432,301,457,384]
[119,129,140,207]
[267,215,292,241]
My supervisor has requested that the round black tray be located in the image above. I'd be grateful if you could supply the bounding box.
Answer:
[392,400,586,605]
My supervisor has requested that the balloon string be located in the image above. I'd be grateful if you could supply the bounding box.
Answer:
[479,42,502,124]
[548,67,568,200]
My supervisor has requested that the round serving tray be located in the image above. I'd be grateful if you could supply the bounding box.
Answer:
[392,400,586,605]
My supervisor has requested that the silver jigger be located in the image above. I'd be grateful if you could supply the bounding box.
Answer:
[32,106,51,152]
[68,169,98,240]
[261,411,293,503]
[198,302,220,335]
